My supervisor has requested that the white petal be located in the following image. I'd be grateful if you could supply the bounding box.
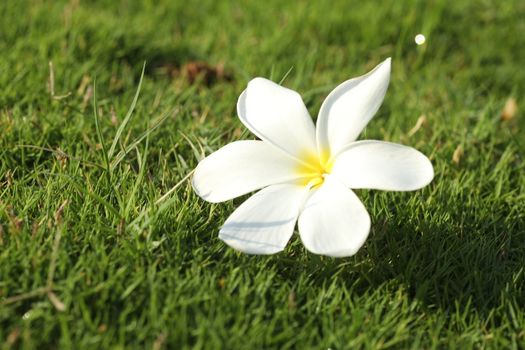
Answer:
[331,140,434,191]
[298,176,370,257]
[316,58,391,157]
[219,184,308,254]
[192,140,301,203]
[237,77,317,160]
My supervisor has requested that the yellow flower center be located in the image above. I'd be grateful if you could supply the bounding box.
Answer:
[296,150,333,188]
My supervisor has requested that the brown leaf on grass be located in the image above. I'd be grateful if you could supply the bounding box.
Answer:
[158,61,231,86]
[500,98,517,121]
[452,145,464,164]
[182,61,230,85]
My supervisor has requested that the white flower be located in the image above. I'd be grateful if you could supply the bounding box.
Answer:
[192,58,434,257]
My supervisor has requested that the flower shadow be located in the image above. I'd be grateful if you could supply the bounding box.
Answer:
[283,200,525,314]
[366,218,522,312]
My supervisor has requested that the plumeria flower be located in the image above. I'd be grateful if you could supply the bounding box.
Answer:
[192,58,433,257]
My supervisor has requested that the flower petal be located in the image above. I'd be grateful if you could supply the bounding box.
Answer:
[237,77,317,160]
[219,184,308,254]
[193,140,301,203]
[298,176,370,257]
[331,140,434,191]
[316,58,391,157]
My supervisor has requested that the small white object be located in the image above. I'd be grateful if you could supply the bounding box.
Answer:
[415,34,426,45]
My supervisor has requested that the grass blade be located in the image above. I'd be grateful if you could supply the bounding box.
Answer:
[107,62,146,160]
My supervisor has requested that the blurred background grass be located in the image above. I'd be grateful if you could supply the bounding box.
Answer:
[0,0,524,348]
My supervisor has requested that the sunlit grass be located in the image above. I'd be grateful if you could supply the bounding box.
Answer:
[1,0,524,348]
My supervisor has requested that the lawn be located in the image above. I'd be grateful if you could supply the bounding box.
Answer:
[1,0,524,348]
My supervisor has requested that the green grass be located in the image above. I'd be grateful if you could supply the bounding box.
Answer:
[1,0,524,348]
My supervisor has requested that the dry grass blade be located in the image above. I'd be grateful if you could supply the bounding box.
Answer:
[501,98,518,121]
